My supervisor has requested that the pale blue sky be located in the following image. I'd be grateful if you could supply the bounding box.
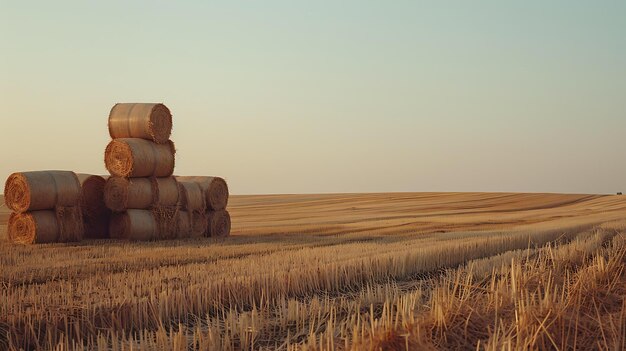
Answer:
[1,1,625,194]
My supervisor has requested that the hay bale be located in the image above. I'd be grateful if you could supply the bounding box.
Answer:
[104,138,175,178]
[178,181,205,211]
[8,211,59,244]
[176,176,228,211]
[109,210,158,241]
[77,174,110,239]
[207,210,231,237]
[108,103,172,144]
[104,177,155,212]
[4,171,81,213]
[177,210,191,239]
[153,177,180,207]
[8,207,83,244]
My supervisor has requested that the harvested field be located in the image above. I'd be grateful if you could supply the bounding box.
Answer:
[1,192,625,350]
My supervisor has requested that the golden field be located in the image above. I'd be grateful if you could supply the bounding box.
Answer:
[1,192,626,350]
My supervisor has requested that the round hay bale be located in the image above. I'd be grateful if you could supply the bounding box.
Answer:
[108,103,172,144]
[178,181,205,211]
[109,210,158,241]
[177,210,191,239]
[207,210,231,237]
[8,207,83,244]
[104,138,175,178]
[77,174,110,239]
[153,177,180,207]
[8,211,59,244]
[104,177,155,212]
[4,171,81,213]
[176,176,228,211]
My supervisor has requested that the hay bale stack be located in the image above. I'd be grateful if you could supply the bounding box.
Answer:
[108,103,172,144]
[103,177,182,240]
[4,171,84,244]
[77,174,110,239]
[177,177,230,238]
[104,138,176,178]
[106,103,180,241]
[3,103,232,244]
[176,176,230,237]
[103,102,230,241]
[207,210,231,237]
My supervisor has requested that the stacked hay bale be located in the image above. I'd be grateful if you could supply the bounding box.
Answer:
[3,102,230,243]
[104,103,180,241]
[4,171,84,244]
[177,176,231,237]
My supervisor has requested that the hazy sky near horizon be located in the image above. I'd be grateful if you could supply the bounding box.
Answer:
[1,1,625,195]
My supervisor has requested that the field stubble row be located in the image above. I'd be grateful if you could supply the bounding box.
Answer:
[1,192,625,350]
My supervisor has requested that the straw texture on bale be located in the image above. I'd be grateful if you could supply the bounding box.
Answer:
[4,171,81,213]
[56,206,84,242]
[190,211,208,237]
[153,207,179,240]
[153,177,180,207]
[109,210,158,241]
[108,103,172,144]
[177,210,191,239]
[8,208,83,244]
[207,210,231,237]
[178,181,205,211]
[104,177,155,212]
[176,176,228,211]
[104,138,175,178]
[77,174,110,239]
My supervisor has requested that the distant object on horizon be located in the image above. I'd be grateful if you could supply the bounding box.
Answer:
[618,192,623,195]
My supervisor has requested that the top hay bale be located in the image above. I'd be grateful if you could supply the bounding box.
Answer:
[108,103,172,144]
[4,171,82,213]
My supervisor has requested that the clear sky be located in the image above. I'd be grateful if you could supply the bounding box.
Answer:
[1,1,625,195]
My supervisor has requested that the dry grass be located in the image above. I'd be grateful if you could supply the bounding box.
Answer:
[1,192,625,350]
